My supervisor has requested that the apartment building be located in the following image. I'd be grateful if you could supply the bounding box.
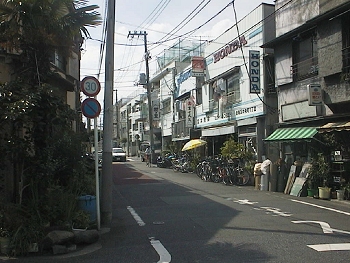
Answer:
[263,0,350,166]
[197,3,277,160]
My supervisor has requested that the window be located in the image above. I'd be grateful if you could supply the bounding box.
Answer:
[226,74,240,104]
[162,98,171,114]
[291,30,318,80]
[50,50,66,71]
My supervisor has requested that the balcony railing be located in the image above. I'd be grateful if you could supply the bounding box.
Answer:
[291,57,318,81]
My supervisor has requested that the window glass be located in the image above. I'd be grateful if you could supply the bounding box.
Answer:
[226,74,240,104]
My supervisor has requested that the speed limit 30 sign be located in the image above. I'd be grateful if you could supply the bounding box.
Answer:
[81,76,101,97]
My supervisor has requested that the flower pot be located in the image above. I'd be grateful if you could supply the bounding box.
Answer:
[318,187,331,200]
[307,188,317,197]
[336,190,344,201]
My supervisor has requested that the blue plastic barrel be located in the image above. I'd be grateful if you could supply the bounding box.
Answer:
[77,195,97,222]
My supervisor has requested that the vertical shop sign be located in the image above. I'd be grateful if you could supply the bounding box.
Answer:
[191,56,205,77]
[153,101,160,120]
[249,50,260,93]
[186,99,194,127]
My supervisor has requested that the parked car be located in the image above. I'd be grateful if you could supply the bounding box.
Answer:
[112,148,127,162]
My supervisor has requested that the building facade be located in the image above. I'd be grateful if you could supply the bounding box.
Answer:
[264,0,350,168]
[197,3,277,160]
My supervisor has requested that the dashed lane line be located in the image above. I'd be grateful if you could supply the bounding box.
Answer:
[127,206,171,262]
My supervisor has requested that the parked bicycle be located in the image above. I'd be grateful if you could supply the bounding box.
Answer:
[195,156,251,186]
[226,158,251,186]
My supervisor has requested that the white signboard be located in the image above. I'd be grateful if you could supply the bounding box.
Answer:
[308,84,323,106]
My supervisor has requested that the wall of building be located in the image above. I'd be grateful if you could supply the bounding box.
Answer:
[275,0,319,38]
[320,0,350,13]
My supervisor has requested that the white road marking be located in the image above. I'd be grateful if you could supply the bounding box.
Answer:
[150,238,172,263]
[261,206,292,217]
[127,206,172,262]
[292,221,333,233]
[127,206,146,226]
[234,199,258,205]
[291,199,350,216]
[292,220,350,235]
[308,243,350,252]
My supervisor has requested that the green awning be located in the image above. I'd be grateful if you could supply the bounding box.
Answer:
[264,127,318,142]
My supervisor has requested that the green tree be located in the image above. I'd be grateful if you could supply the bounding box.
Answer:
[220,136,253,160]
[0,1,101,254]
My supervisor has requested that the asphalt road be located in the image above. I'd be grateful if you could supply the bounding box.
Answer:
[8,157,350,262]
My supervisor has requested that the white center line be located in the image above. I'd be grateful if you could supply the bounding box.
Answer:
[127,206,172,262]
[127,206,146,226]
[291,199,350,216]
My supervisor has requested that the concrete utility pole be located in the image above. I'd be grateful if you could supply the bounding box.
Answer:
[115,89,119,146]
[127,31,154,163]
[101,0,115,226]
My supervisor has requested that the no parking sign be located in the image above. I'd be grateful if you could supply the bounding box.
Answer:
[81,98,101,119]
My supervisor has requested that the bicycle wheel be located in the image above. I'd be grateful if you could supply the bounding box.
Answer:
[196,163,203,178]
[222,168,232,185]
[234,167,251,186]
[211,169,220,183]
[202,165,211,181]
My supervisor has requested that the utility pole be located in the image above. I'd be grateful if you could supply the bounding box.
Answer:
[115,89,119,146]
[127,31,154,163]
[101,0,115,226]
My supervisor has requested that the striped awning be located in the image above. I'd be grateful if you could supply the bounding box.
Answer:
[319,121,350,133]
[264,127,318,142]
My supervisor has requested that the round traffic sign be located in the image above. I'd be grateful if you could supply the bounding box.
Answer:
[81,98,101,118]
[81,76,101,97]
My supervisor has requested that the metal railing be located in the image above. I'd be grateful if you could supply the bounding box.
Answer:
[291,57,318,81]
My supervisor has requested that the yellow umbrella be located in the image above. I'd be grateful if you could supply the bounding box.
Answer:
[182,139,207,151]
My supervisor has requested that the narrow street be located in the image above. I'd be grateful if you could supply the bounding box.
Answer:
[12,158,350,262]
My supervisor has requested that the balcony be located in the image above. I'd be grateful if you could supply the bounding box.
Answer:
[291,57,318,81]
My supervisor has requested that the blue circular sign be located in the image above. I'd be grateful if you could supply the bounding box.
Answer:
[81,98,101,118]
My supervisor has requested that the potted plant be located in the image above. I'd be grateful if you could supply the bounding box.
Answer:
[309,153,331,199]
[306,175,319,197]
[335,178,346,200]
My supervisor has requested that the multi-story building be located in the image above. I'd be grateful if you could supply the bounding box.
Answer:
[197,3,277,160]
[150,40,204,152]
[117,90,149,156]
[117,4,277,160]
[263,0,350,167]
[0,34,82,202]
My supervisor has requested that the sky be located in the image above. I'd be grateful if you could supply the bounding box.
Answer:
[80,0,276,108]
